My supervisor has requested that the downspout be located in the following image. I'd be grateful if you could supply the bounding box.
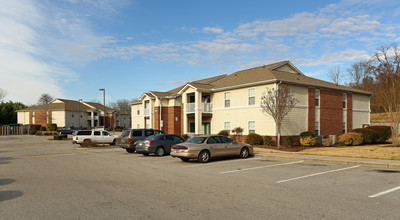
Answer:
[159,97,163,131]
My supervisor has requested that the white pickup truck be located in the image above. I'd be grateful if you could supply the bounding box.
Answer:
[72,130,118,145]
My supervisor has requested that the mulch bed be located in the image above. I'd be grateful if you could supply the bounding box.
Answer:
[256,145,325,152]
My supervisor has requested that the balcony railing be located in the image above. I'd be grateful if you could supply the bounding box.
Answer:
[144,108,150,116]
[87,116,99,120]
[186,102,212,113]
[187,103,195,113]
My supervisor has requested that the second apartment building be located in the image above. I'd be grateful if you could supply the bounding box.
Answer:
[131,61,372,139]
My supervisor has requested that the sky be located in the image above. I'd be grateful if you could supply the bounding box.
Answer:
[1,0,400,105]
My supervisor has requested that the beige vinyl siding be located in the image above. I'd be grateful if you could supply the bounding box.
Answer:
[275,65,297,74]
[17,112,30,125]
[352,94,370,129]
[52,111,66,127]
[280,107,308,135]
[131,103,144,129]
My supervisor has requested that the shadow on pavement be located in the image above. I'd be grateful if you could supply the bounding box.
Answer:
[0,157,12,165]
[0,179,16,186]
[0,190,23,202]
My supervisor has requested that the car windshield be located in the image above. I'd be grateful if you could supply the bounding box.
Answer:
[144,135,156,141]
[186,137,206,144]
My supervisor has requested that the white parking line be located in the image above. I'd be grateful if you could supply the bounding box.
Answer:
[276,165,360,183]
[183,157,261,168]
[369,186,400,198]
[220,160,304,174]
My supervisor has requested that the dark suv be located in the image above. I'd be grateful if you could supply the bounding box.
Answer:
[119,129,164,153]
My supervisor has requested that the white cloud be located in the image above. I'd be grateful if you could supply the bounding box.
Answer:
[203,27,224,34]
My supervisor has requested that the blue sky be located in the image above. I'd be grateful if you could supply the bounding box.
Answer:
[1,0,400,105]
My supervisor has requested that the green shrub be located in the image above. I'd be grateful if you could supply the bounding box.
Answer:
[39,126,46,131]
[338,132,363,146]
[53,135,63,140]
[217,130,229,136]
[46,123,57,131]
[30,124,41,135]
[264,136,273,146]
[352,128,375,144]
[284,136,294,146]
[61,134,68,139]
[369,126,391,143]
[245,133,263,145]
[300,131,316,138]
[300,136,317,147]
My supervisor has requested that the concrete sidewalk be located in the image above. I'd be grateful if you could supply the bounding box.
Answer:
[254,150,400,170]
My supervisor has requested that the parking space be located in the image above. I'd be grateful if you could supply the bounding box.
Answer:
[2,136,400,219]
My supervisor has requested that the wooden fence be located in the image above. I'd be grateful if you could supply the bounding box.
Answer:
[0,125,28,136]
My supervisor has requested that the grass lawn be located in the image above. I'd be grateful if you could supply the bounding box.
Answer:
[254,144,400,160]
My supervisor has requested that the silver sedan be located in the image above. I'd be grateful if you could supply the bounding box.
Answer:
[170,135,253,163]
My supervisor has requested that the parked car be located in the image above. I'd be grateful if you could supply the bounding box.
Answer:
[72,130,118,145]
[136,134,185,156]
[94,126,108,131]
[119,129,164,153]
[57,127,78,135]
[170,135,253,163]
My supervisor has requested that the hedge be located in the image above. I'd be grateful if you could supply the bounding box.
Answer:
[217,130,229,136]
[300,131,316,138]
[338,132,363,146]
[46,123,57,131]
[30,124,41,135]
[352,126,391,144]
[264,136,273,146]
[245,133,263,145]
[300,136,317,147]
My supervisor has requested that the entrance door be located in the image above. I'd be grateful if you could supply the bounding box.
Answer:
[202,122,210,135]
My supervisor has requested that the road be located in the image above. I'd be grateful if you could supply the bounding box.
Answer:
[1,135,400,219]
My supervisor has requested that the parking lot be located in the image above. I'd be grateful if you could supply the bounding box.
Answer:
[1,135,400,219]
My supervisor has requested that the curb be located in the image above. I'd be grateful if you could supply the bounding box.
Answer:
[254,153,400,170]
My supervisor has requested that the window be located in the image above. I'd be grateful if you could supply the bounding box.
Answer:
[189,122,195,133]
[219,136,234,144]
[315,122,319,136]
[145,130,154,136]
[32,112,35,118]
[248,88,255,105]
[80,113,83,118]
[172,135,184,142]
[315,89,320,107]
[342,122,346,134]
[224,92,230,108]
[343,93,347,109]
[71,112,74,118]
[94,131,101,136]
[137,124,140,129]
[102,131,110,136]
[224,122,230,135]
[207,136,221,144]
[248,121,255,134]
[137,106,140,115]
[132,130,142,137]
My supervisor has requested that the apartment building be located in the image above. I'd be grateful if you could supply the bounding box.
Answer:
[131,61,371,139]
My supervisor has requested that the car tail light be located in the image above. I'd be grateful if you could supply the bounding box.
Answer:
[145,141,153,145]
[128,138,132,144]
[172,145,188,150]
[75,137,78,140]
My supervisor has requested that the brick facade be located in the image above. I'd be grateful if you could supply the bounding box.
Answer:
[307,88,315,133]
[346,93,352,132]
[154,106,182,136]
[320,89,344,136]
[33,111,52,126]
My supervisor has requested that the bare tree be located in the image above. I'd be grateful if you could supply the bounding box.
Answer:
[37,93,54,105]
[371,43,400,146]
[347,60,375,88]
[0,88,7,101]
[328,66,343,85]
[109,99,137,113]
[261,84,298,148]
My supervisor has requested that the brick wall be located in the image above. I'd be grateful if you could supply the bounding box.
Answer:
[308,88,315,132]
[154,106,182,136]
[320,89,343,136]
[346,93,352,132]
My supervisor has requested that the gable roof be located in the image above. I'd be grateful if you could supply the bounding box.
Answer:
[17,98,116,113]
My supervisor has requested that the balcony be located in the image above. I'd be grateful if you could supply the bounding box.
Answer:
[87,116,99,120]
[144,108,150,116]
[186,102,212,114]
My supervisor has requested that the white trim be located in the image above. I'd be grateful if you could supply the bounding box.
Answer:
[352,109,370,112]
[212,105,308,111]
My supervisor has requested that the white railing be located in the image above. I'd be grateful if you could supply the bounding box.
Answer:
[203,103,211,113]
[87,116,99,120]
[144,108,150,116]
[187,103,195,113]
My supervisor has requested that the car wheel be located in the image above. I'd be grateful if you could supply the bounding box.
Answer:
[126,148,135,153]
[155,147,165,157]
[180,158,190,162]
[239,147,249,158]
[110,139,116,145]
[143,153,150,156]
[83,139,92,145]
[198,150,210,163]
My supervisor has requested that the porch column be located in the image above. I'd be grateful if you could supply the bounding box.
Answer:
[182,93,188,134]
[91,111,94,127]
[195,90,202,135]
